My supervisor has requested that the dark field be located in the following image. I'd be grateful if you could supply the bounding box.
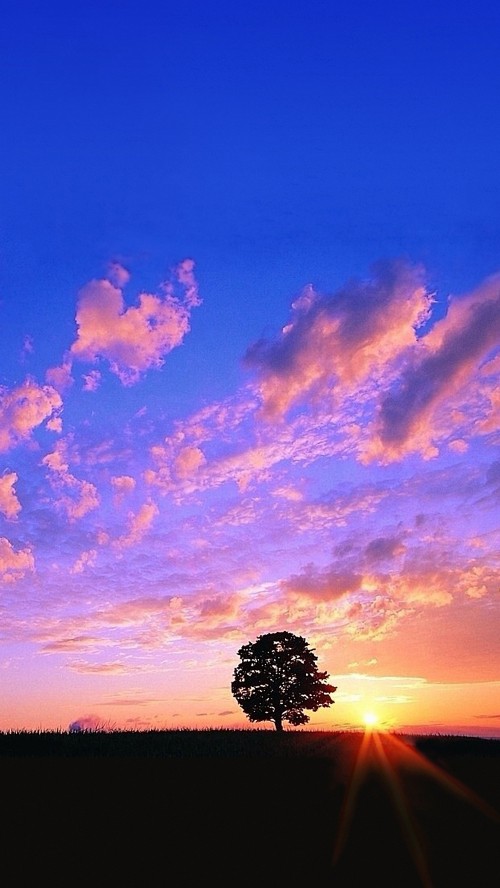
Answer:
[2,729,499,886]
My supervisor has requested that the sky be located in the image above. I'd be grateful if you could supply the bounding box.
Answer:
[1,0,499,737]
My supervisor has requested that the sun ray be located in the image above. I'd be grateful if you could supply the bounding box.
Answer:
[331,729,500,881]
[331,730,373,865]
[371,731,433,887]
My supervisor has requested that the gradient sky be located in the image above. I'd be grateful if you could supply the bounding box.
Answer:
[1,0,499,736]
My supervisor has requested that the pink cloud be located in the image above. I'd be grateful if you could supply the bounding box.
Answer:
[106,262,131,288]
[114,500,159,549]
[0,472,21,519]
[370,275,500,454]
[70,259,201,385]
[0,537,34,582]
[82,369,101,392]
[281,563,362,601]
[70,548,98,574]
[365,272,500,461]
[0,378,62,452]
[172,257,201,308]
[364,534,407,564]
[42,635,101,653]
[244,260,432,420]
[61,479,100,521]
[174,446,206,479]
[457,565,498,600]
[111,474,136,492]
[45,360,74,393]
[68,660,132,674]
[198,593,241,620]
[239,262,500,465]
[111,474,136,503]
[42,439,100,521]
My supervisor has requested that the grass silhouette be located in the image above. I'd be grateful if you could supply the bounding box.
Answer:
[2,728,499,886]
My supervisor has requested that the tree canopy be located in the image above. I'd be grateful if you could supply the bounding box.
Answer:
[231,631,337,731]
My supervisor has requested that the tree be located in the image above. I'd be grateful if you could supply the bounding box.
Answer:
[231,631,337,731]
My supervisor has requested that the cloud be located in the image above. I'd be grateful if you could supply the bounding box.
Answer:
[240,262,500,464]
[457,565,498,600]
[70,548,97,574]
[113,500,159,549]
[0,472,21,519]
[0,537,34,582]
[70,259,202,385]
[174,446,207,479]
[369,272,500,460]
[111,474,136,503]
[107,262,131,288]
[364,534,406,564]
[244,259,432,420]
[82,369,101,392]
[68,715,112,732]
[42,438,100,521]
[0,378,62,452]
[281,563,362,601]
[42,635,101,653]
[21,335,34,360]
[45,360,74,394]
[2,257,498,709]
[172,258,201,308]
[68,660,132,675]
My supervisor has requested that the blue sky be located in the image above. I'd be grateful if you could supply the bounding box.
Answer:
[1,0,499,734]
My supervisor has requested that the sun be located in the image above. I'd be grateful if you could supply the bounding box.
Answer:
[362,711,378,729]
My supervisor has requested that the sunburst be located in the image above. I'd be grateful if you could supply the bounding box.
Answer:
[332,730,500,887]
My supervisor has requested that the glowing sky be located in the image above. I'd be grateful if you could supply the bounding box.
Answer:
[1,1,499,735]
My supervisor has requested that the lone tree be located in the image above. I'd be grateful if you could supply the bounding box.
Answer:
[231,631,337,731]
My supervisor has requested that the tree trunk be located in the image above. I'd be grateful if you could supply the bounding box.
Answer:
[274,715,283,731]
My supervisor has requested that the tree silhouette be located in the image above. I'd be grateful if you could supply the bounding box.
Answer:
[231,631,337,731]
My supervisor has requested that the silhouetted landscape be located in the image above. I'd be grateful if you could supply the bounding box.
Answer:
[2,728,499,885]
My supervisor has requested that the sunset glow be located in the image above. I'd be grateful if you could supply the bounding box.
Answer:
[1,2,499,737]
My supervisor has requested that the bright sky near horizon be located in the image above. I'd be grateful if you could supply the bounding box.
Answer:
[1,0,499,737]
